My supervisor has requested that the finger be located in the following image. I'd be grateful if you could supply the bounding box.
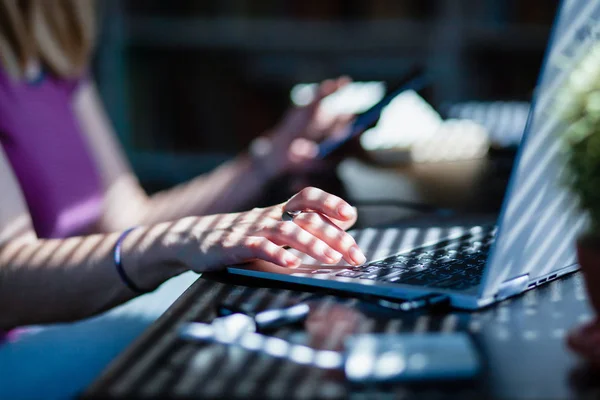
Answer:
[316,76,352,101]
[264,221,343,264]
[315,79,338,101]
[336,75,352,88]
[288,138,319,164]
[293,212,365,265]
[328,209,358,231]
[318,113,355,140]
[239,236,301,268]
[334,113,355,130]
[284,187,357,222]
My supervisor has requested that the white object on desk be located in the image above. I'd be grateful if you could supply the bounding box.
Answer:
[360,90,490,164]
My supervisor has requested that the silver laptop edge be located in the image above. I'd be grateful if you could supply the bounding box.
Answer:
[229,0,592,310]
[478,0,593,301]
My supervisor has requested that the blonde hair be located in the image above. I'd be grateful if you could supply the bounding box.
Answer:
[0,0,95,79]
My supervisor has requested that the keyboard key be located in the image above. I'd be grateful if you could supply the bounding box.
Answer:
[336,270,364,278]
[417,257,436,265]
[390,255,410,262]
[397,270,453,286]
[379,270,405,281]
[409,263,428,271]
[437,254,455,263]
[465,263,485,275]
[362,273,384,280]
[374,268,396,277]
[385,257,411,267]
[438,264,462,273]
[365,262,390,269]
[416,252,435,260]
[449,258,468,267]
[368,260,409,269]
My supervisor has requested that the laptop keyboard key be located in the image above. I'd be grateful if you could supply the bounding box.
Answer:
[361,274,378,280]
[397,270,453,286]
[336,270,364,278]
[465,264,485,276]
[374,256,411,268]
[445,249,459,258]
[409,263,428,271]
[379,270,405,281]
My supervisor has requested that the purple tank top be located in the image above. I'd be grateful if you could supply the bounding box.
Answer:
[0,68,103,238]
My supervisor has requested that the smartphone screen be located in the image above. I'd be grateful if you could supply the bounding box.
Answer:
[317,67,428,159]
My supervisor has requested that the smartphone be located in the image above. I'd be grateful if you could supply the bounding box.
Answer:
[317,67,428,159]
[345,333,481,383]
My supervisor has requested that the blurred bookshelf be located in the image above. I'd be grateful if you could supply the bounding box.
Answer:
[94,0,559,187]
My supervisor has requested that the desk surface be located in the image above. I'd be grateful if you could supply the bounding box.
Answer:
[82,222,598,400]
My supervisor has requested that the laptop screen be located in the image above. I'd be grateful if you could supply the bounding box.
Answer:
[480,0,599,299]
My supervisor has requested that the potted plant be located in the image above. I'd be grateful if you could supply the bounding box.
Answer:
[559,44,600,362]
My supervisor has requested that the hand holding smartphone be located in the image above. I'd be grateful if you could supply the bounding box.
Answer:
[317,67,428,159]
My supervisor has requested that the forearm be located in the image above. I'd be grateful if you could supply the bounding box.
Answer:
[139,154,270,224]
[0,222,186,329]
[74,82,272,230]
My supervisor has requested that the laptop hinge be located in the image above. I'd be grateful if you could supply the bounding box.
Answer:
[495,274,529,301]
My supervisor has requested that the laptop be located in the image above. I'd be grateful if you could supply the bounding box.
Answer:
[228,0,595,310]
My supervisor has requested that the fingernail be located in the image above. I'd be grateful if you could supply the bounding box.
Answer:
[325,248,342,263]
[338,204,355,218]
[285,254,300,267]
[349,245,366,265]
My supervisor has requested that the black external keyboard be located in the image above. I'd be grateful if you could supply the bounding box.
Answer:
[336,226,497,292]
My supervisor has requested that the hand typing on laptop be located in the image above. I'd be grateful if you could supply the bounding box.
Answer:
[161,186,366,272]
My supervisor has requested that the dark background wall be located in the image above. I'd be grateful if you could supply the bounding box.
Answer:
[93,0,559,186]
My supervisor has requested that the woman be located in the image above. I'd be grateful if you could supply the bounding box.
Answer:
[0,0,366,329]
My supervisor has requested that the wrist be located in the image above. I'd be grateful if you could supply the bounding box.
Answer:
[114,228,149,293]
[248,135,282,181]
[119,224,187,291]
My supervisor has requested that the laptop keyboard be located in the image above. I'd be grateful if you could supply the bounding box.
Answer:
[336,226,497,292]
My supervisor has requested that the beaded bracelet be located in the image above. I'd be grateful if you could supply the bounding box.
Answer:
[114,227,150,293]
